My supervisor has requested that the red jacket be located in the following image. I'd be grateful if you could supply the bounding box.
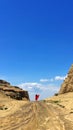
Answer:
[35,94,40,101]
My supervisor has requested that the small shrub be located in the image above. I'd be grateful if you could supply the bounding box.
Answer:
[54,93,58,96]
[58,104,65,108]
[4,107,8,110]
[70,111,73,113]
[53,100,60,104]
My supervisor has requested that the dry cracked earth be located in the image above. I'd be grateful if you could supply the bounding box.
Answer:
[0,92,73,130]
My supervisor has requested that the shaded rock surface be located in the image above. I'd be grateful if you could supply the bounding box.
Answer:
[0,80,10,85]
[0,79,29,100]
[59,64,73,94]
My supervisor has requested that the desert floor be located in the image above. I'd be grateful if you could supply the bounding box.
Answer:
[0,92,73,130]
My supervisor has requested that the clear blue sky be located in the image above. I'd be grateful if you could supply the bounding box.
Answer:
[0,0,73,100]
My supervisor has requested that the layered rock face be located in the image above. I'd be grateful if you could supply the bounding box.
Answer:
[0,80,30,100]
[59,64,73,94]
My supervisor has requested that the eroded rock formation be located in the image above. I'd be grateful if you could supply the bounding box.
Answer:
[0,80,30,100]
[59,64,73,94]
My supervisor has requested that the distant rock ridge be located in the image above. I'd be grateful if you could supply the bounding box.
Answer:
[0,80,10,85]
[0,79,30,100]
[59,64,73,94]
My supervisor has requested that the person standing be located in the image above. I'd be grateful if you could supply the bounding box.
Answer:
[35,94,40,101]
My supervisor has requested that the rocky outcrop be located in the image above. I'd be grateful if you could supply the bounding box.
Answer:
[0,80,10,85]
[0,80,30,100]
[59,64,73,94]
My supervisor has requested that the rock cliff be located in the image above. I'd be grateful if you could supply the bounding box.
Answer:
[0,80,30,100]
[59,64,73,94]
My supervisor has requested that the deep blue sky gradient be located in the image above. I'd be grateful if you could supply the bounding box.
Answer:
[0,0,73,99]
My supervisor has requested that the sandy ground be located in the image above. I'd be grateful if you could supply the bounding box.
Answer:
[0,92,73,130]
[46,92,73,113]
